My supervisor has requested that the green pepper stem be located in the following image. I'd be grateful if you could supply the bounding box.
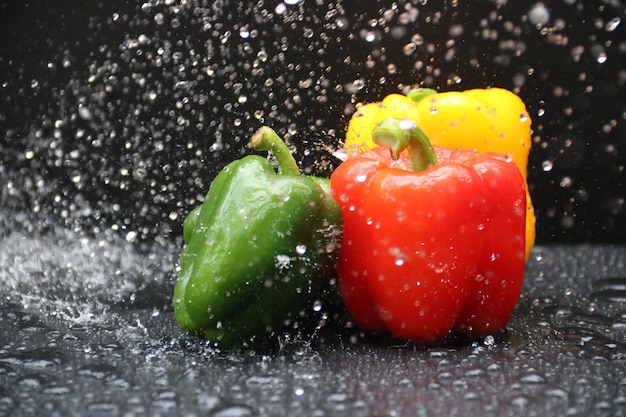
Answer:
[371,118,438,172]
[249,126,300,176]
[406,88,437,104]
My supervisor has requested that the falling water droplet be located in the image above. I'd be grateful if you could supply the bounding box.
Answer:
[605,17,621,32]
[295,244,307,255]
[528,3,550,26]
[542,160,554,172]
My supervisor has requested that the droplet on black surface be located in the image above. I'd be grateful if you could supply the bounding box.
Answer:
[76,363,120,380]
[0,348,66,369]
[210,404,257,417]
[592,277,626,303]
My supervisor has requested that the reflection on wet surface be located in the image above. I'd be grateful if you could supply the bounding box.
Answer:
[1,229,625,416]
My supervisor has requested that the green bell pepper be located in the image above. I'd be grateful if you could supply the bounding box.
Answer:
[173,127,342,348]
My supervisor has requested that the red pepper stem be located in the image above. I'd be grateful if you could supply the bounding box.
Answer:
[406,88,437,104]
[249,126,300,176]
[372,118,438,172]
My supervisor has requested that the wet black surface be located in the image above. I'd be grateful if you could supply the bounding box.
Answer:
[1,223,625,416]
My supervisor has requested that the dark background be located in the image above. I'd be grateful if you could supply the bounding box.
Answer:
[1,0,625,245]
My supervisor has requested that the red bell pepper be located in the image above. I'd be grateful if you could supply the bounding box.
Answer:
[330,118,526,342]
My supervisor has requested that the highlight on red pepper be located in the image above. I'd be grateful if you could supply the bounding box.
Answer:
[330,118,527,343]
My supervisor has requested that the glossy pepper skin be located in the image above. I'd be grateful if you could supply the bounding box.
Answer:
[174,127,341,348]
[343,88,535,259]
[331,118,526,342]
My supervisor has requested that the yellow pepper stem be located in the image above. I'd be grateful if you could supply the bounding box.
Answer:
[406,88,437,103]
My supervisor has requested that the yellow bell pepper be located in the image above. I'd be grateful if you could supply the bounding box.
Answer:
[344,87,536,259]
